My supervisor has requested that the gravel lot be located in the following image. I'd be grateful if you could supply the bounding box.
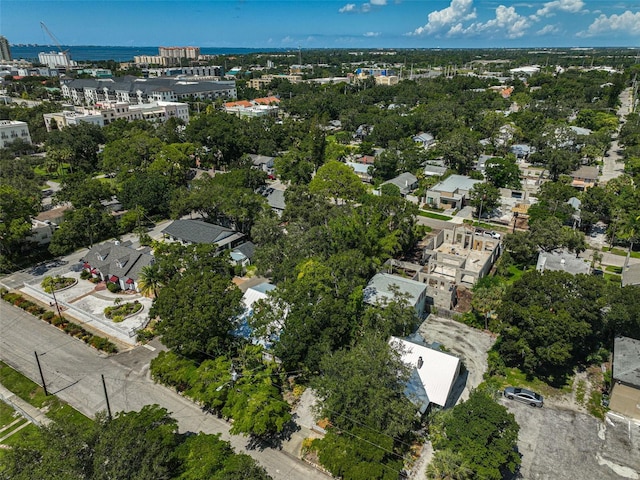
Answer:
[418,315,495,406]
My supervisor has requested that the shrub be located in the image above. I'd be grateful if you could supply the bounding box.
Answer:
[80,270,91,280]
[0,288,7,297]
[136,329,157,343]
[106,282,121,293]
[3,293,21,304]
[112,315,124,323]
[104,301,142,319]
[42,311,55,322]
[51,315,66,327]
[41,276,74,293]
[90,336,118,353]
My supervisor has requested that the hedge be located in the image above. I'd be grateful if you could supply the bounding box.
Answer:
[0,290,118,354]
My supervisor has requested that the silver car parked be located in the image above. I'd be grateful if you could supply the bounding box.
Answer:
[504,386,544,407]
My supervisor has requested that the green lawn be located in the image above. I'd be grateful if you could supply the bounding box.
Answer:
[487,367,572,398]
[0,362,90,427]
[604,265,622,274]
[602,247,640,259]
[0,401,17,427]
[418,210,452,221]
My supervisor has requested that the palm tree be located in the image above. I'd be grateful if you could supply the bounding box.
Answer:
[137,264,163,298]
[426,450,473,480]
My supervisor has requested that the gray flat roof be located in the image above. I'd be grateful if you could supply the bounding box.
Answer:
[364,273,426,306]
[536,250,591,276]
[431,175,482,193]
[613,336,640,388]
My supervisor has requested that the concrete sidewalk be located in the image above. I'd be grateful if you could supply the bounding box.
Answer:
[0,383,52,427]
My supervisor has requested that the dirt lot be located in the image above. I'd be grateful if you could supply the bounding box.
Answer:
[417,315,495,406]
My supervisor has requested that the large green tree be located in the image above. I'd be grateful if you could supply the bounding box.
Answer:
[152,270,243,359]
[309,160,367,204]
[430,390,520,480]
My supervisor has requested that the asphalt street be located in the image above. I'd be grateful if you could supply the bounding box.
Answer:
[0,301,328,480]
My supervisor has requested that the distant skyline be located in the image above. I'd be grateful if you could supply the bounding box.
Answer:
[1,1,639,49]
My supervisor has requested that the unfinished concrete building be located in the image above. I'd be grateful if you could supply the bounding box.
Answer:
[421,225,501,286]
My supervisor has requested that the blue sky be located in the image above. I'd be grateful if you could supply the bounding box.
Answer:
[1,0,639,48]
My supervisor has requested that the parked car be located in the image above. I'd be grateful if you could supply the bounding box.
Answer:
[504,386,544,407]
[488,231,501,240]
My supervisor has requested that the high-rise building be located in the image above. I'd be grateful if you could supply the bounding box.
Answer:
[0,36,12,61]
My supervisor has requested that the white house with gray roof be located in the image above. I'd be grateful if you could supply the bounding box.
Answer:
[382,172,419,197]
[364,273,428,318]
[425,175,483,210]
[83,241,154,291]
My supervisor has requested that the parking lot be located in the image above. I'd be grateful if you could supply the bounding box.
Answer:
[503,399,640,480]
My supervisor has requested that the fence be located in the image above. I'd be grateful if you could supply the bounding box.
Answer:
[21,283,137,344]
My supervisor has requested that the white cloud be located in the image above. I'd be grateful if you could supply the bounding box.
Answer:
[410,0,476,36]
[579,10,640,37]
[370,0,387,5]
[364,31,381,37]
[281,36,294,44]
[535,0,585,18]
[361,3,372,12]
[536,24,560,35]
[459,5,531,39]
[339,3,356,13]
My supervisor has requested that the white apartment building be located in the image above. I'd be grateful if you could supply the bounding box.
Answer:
[43,101,190,131]
[61,77,236,106]
[0,120,32,148]
[158,46,200,59]
[43,111,104,131]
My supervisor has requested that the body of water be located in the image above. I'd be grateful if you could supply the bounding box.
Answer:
[11,45,287,62]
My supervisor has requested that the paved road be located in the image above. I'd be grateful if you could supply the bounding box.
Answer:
[600,87,633,184]
[0,301,328,480]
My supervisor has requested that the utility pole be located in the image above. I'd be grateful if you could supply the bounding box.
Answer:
[101,374,112,420]
[34,352,48,396]
[50,286,63,319]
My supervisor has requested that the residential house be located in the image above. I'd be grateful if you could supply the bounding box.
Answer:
[262,187,286,217]
[161,219,245,251]
[83,241,154,292]
[248,154,276,176]
[569,166,598,190]
[26,219,57,246]
[382,172,419,197]
[235,281,280,349]
[230,241,256,267]
[511,144,534,160]
[536,250,591,276]
[413,132,435,149]
[364,273,428,318]
[610,336,640,420]
[423,163,447,177]
[425,175,483,210]
[346,161,373,183]
[389,334,461,413]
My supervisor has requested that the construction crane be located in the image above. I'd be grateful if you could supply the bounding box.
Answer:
[40,21,69,56]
